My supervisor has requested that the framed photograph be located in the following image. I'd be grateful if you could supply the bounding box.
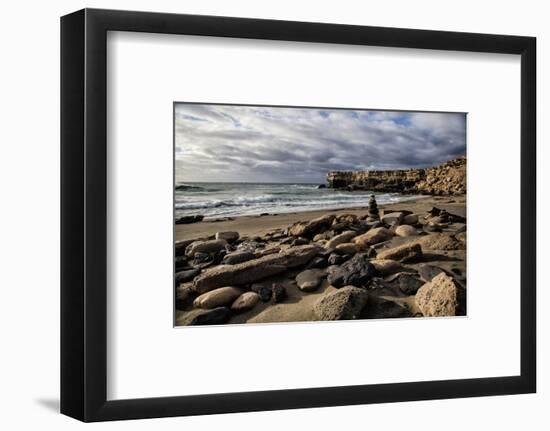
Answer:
[61,8,536,422]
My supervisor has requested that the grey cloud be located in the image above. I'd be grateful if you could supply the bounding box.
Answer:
[175,104,466,183]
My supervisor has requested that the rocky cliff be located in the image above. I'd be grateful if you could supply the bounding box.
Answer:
[327,156,466,195]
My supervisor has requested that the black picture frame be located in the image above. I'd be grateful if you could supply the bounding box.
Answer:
[61,8,536,422]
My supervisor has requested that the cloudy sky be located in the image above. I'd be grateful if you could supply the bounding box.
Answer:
[175,104,466,184]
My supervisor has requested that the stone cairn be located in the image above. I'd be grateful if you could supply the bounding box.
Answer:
[366,195,379,222]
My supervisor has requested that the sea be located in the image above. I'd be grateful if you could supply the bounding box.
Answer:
[175,182,423,220]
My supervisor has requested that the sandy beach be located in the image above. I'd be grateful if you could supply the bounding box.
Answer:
[175,195,466,326]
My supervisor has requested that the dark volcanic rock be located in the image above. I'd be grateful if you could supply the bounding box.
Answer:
[185,307,231,325]
[175,215,204,224]
[296,268,325,292]
[175,268,201,285]
[305,256,328,269]
[251,284,272,302]
[385,272,424,295]
[417,264,445,282]
[363,297,412,319]
[327,253,376,288]
[175,284,194,310]
[272,283,287,303]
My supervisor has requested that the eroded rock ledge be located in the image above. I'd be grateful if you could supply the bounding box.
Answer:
[327,156,466,195]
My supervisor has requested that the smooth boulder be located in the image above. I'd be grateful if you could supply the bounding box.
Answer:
[296,268,326,292]
[193,286,244,309]
[376,243,422,263]
[231,292,260,312]
[186,239,227,258]
[353,227,392,248]
[313,286,369,320]
[395,225,418,237]
[175,268,201,285]
[334,242,359,255]
[325,230,358,249]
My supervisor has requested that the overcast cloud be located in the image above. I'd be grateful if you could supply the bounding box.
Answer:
[175,104,466,183]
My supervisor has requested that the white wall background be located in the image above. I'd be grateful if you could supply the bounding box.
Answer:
[0,0,546,429]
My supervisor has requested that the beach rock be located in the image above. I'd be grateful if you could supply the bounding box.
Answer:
[381,212,404,225]
[215,231,240,242]
[175,239,196,257]
[395,225,418,237]
[337,214,359,224]
[175,268,201,285]
[186,239,228,258]
[288,214,336,238]
[327,253,376,288]
[414,233,464,251]
[376,243,422,263]
[251,284,272,302]
[175,284,194,310]
[254,247,281,258]
[193,286,244,309]
[272,283,287,303]
[193,245,319,293]
[184,307,231,325]
[371,259,404,276]
[231,292,260,312]
[175,256,189,271]
[222,251,256,265]
[415,273,465,317]
[313,231,334,242]
[313,286,369,320]
[386,272,424,295]
[353,227,392,248]
[423,224,443,233]
[327,253,346,266]
[175,215,204,225]
[334,243,359,255]
[292,237,310,246]
[296,268,326,292]
[325,230,359,249]
[363,297,411,319]
[305,256,328,269]
[455,231,466,243]
[418,264,445,282]
[402,214,419,225]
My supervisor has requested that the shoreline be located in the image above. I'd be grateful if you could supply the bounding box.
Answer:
[176,194,466,241]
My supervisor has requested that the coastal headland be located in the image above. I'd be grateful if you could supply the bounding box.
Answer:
[327,156,466,195]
